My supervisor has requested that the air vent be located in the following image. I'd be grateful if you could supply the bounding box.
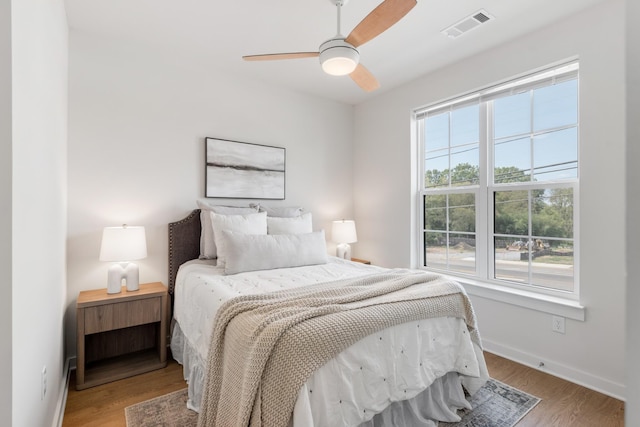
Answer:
[441,9,494,39]
[473,12,491,23]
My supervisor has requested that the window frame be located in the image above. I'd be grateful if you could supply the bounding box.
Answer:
[416,61,580,302]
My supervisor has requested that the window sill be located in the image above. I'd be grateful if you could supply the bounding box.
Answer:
[442,274,585,321]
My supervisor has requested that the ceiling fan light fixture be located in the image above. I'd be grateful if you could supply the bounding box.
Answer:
[319,39,359,76]
[242,0,417,91]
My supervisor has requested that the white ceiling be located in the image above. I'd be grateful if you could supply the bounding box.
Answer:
[64,0,606,105]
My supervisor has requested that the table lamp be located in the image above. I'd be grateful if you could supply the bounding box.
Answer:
[99,225,147,294]
[332,219,357,260]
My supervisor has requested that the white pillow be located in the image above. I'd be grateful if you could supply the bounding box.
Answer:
[210,211,267,267]
[196,200,258,259]
[250,203,304,217]
[222,230,328,275]
[267,212,313,235]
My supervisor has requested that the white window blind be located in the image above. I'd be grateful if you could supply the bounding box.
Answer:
[415,62,579,119]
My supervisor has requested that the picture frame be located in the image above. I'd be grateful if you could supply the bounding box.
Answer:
[205,137,286,199]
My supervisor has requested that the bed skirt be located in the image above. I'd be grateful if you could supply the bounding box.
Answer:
[171,321,480,427]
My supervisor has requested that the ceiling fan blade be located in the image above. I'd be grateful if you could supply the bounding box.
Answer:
[350,63,380,92]
[242,52,319,61]
[345,0,417,48]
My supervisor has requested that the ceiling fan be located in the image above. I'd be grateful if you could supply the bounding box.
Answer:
[242,0,417,92]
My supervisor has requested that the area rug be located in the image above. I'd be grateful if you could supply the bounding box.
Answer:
[439,378,541,427]
[125,379,540,427]
[125,388,196,427]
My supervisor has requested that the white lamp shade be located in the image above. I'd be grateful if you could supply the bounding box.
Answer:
[332,220,357,244]
[99,225,147,262]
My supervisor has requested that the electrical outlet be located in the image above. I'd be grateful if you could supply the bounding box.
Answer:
[552,315,565,334]
[41,366,47,400]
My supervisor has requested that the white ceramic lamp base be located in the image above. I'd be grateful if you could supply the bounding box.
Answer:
[106,262,140,294]
[336,243,352,260]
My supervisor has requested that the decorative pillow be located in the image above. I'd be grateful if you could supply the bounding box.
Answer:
[222,230,328,275]
[267,212,313,235]
[210,211,267,268]
[250,203,304,217]
[196,200,258,259]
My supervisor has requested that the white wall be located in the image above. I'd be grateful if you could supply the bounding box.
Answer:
[11,0,69,426]
[354,0,626,398]
[626,0,639,422]
[0,0,12,422]
[66,31,355,356]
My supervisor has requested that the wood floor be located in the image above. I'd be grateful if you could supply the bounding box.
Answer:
[483,352,624,427]
[62,352,624,427]
[62,359,186,427]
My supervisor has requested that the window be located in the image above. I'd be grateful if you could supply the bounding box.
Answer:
[416,62,579,298]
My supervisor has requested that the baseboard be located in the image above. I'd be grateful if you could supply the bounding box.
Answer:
[52,356,74,427]
[482,338,625,401]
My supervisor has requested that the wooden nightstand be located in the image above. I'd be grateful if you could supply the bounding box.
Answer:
[351,258,371,265]
[76,282,168,390]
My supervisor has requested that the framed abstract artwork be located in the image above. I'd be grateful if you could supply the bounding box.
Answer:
[205,137,286,199]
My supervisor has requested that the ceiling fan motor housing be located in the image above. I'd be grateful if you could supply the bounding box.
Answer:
[319,38,360,76]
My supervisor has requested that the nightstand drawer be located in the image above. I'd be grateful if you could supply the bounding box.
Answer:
[84,297,161,334]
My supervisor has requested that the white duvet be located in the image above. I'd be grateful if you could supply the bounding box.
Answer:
[171,257,488,427]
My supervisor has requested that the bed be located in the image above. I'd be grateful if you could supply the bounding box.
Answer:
[168,207,489,427]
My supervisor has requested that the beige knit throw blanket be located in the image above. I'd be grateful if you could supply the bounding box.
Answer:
[197,269,481,427]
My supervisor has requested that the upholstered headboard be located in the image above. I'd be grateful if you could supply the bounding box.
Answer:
[168,209,201,296]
